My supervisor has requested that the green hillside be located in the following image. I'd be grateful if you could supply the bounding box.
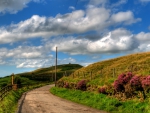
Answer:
[60,52,150,86]
[0,64,82,88]
[15,64,83,82]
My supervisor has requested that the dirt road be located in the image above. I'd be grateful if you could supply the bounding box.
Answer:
[16,85,107,113]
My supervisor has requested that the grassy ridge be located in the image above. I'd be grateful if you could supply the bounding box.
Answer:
[0,64,82,88]
[50,87,150,113]
[61,52,150,86]
[18,64,82,76]
[17,64,83,81]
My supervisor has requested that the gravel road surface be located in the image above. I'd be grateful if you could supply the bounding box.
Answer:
[16,84,108,113]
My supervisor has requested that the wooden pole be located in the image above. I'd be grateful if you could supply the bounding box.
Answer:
[113,68,115,78]
[11,73,14,85]
[90,71,92,80]
[55,47,57,87]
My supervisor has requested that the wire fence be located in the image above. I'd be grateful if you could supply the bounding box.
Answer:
[0,85,12,101]
[65,64,150,80]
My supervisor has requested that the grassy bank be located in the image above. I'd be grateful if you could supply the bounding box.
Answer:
[50,87,150,113]
[0,83,51,113]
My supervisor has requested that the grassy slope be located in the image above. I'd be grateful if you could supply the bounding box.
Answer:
[17,64,82,77]
[0,64,83,88]
[61,52,150,86]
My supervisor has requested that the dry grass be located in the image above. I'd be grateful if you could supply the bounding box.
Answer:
[61,52,150,86]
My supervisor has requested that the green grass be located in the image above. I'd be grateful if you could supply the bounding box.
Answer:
[50,87,150,113]
[0,76,11,88]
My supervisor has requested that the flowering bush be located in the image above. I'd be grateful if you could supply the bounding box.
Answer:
[130,75,142,90]
[141,75,150,92]
[117,72,133,84]
[76,80,87,91]
[114,72,133,92]
[98,86,107,94]
[114,80,124,92]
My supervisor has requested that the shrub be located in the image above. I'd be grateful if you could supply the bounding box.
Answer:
[98,86,107,94]
[76,80,87,91]
[114,72,133,92]
[141,75,150,92]
[130,75,142,90]
[57,80,64,87]
[64,82,69,88]
[118,72,133,85]
[114,80,124,92]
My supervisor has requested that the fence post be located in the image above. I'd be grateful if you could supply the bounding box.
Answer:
[113,68,115,78]
[83,72,85,78]
[90,71,92,80]
[101,69,102,75]
[11,73,14,85]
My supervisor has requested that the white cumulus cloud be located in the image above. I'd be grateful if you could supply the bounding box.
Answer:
[0,0,43,14]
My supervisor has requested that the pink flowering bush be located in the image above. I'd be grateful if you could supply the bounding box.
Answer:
[76,80,87,91]
[98,86,107,94]
[141,75,150,92]
[130,75,142,90]
[114,80,124,92]
[114,72,133,92]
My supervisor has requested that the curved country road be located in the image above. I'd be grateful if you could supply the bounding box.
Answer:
[16,85,108,113]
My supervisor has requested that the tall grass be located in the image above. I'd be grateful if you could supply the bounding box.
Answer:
[50,87,150,113]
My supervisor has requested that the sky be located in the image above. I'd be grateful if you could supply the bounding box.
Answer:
[0,0,150,77]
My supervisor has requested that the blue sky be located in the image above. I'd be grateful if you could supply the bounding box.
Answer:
[0,0,150,77]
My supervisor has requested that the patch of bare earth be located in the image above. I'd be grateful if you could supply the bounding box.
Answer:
[16,85,108,113]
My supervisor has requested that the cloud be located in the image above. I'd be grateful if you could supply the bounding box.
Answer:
[148,26,150,30]
[69,6,75,10]
[89,0,108,6]
[0,45,49,61]
[111,11,141,25]
[135,32,150,42]
[45,28,139,55]
[111,0,128,7]
[0,5,140,44]
[16,59,49,68]
[0,0,43,14]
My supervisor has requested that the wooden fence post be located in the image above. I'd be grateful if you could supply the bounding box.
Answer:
[65,71,67,76]
[73,73,74,78]
[83,72,85,78]
[11,73,14,85]
[113,68,115,78]
[101,69,102,75]
[90,71,92,80]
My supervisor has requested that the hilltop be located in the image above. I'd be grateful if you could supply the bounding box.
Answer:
[15,63,83,82]
[0,64,83,88]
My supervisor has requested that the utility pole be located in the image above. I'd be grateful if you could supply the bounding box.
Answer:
[55,47,57,87]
